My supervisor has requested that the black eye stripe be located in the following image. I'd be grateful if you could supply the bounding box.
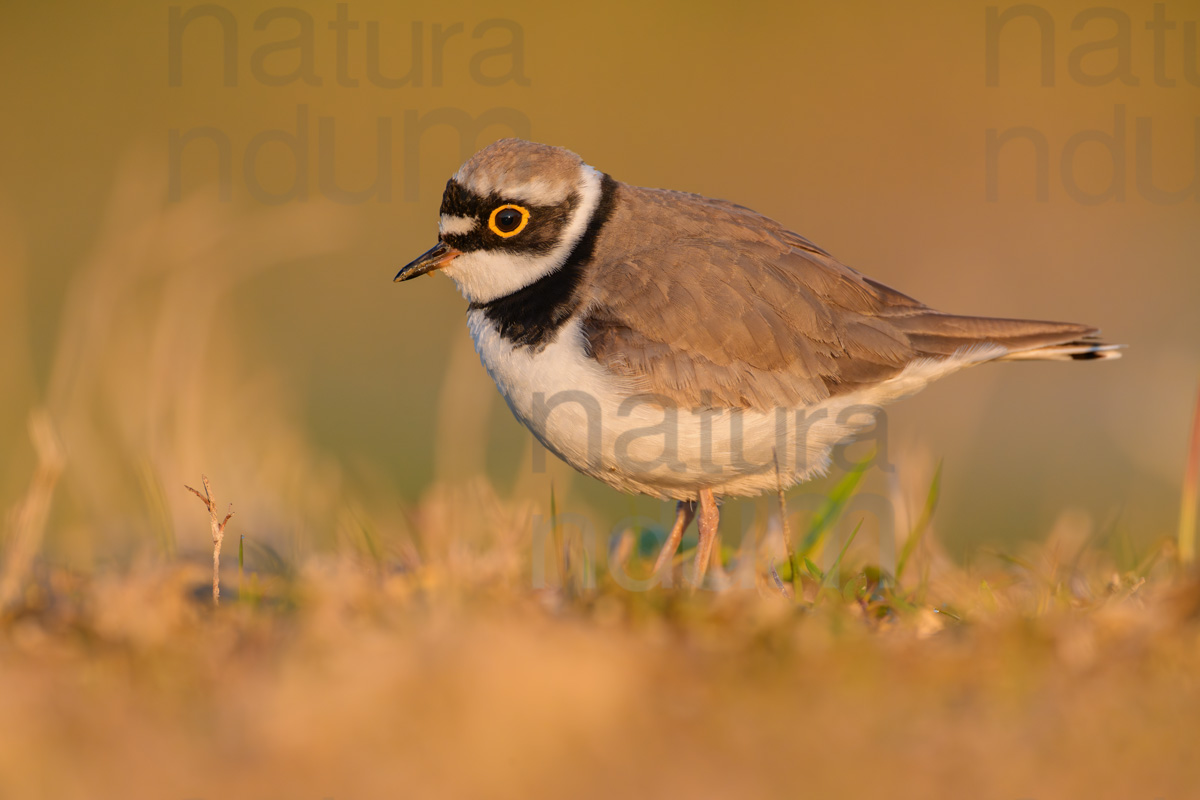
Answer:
[438,179,478,218]
[438,179,579,255]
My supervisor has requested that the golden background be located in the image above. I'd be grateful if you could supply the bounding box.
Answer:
[1,0,1197,566]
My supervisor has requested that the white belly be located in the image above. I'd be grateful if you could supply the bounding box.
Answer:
[467,311,1000,500]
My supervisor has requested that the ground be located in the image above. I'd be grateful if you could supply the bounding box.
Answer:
[1,478,1198,800]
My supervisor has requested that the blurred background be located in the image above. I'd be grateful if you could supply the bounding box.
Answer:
[1,0,1196,572]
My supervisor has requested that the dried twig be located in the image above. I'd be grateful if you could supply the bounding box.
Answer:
[774,449,798,598]
[185,475,234,605]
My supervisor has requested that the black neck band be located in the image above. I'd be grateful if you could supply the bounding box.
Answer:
[471,173,618,350]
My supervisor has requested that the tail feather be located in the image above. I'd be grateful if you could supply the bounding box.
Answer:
[997,338,1124,362]
[891,312,1124,363]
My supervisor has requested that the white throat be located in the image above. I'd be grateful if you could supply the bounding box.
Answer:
[440,165,604,305]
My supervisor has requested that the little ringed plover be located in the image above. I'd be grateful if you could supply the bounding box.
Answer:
[396,139,1121,587]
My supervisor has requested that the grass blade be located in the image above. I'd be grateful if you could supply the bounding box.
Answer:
[550,483,566,587]
[238,534,244,600]
[804,557,823,580]
[797,454,872,559]
[1179,381,1200,566]
[897,460,943,581]
[820,518,864,592]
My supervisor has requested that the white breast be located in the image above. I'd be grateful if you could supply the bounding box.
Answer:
[467,310,1003,500]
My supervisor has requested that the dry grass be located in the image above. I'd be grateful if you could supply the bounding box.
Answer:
[2,476,1200,800]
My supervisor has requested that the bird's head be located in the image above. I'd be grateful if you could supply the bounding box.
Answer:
[395,138,607,304]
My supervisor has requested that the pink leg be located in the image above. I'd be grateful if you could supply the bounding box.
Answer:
[691,488,720,589]
[653,500,696,578]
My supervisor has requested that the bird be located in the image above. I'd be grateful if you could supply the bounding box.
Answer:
[395,138,1121,588]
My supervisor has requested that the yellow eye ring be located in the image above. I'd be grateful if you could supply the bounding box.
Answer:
[488,204,530,237]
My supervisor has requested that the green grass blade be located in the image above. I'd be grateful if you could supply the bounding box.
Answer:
[804,557,823,580]
[797,454,872,559]
[896,460,943,581]
[820,518,864,592]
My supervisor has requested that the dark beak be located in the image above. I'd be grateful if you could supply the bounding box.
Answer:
[394,241,462,282]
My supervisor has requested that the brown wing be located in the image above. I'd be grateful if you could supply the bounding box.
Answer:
[580,184,1102,410]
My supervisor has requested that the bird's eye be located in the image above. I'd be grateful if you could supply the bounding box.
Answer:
[488,204,530,237]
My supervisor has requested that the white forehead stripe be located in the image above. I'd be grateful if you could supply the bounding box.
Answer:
[439,214,477,236]
[498,178,562,205]
[451,170,570,206]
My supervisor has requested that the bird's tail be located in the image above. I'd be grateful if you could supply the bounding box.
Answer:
[890,312,1124,363]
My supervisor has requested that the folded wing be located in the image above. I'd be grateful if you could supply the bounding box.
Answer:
[580,185,1118,410]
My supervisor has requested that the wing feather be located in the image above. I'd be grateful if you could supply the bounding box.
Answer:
[579,183,1109,410]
